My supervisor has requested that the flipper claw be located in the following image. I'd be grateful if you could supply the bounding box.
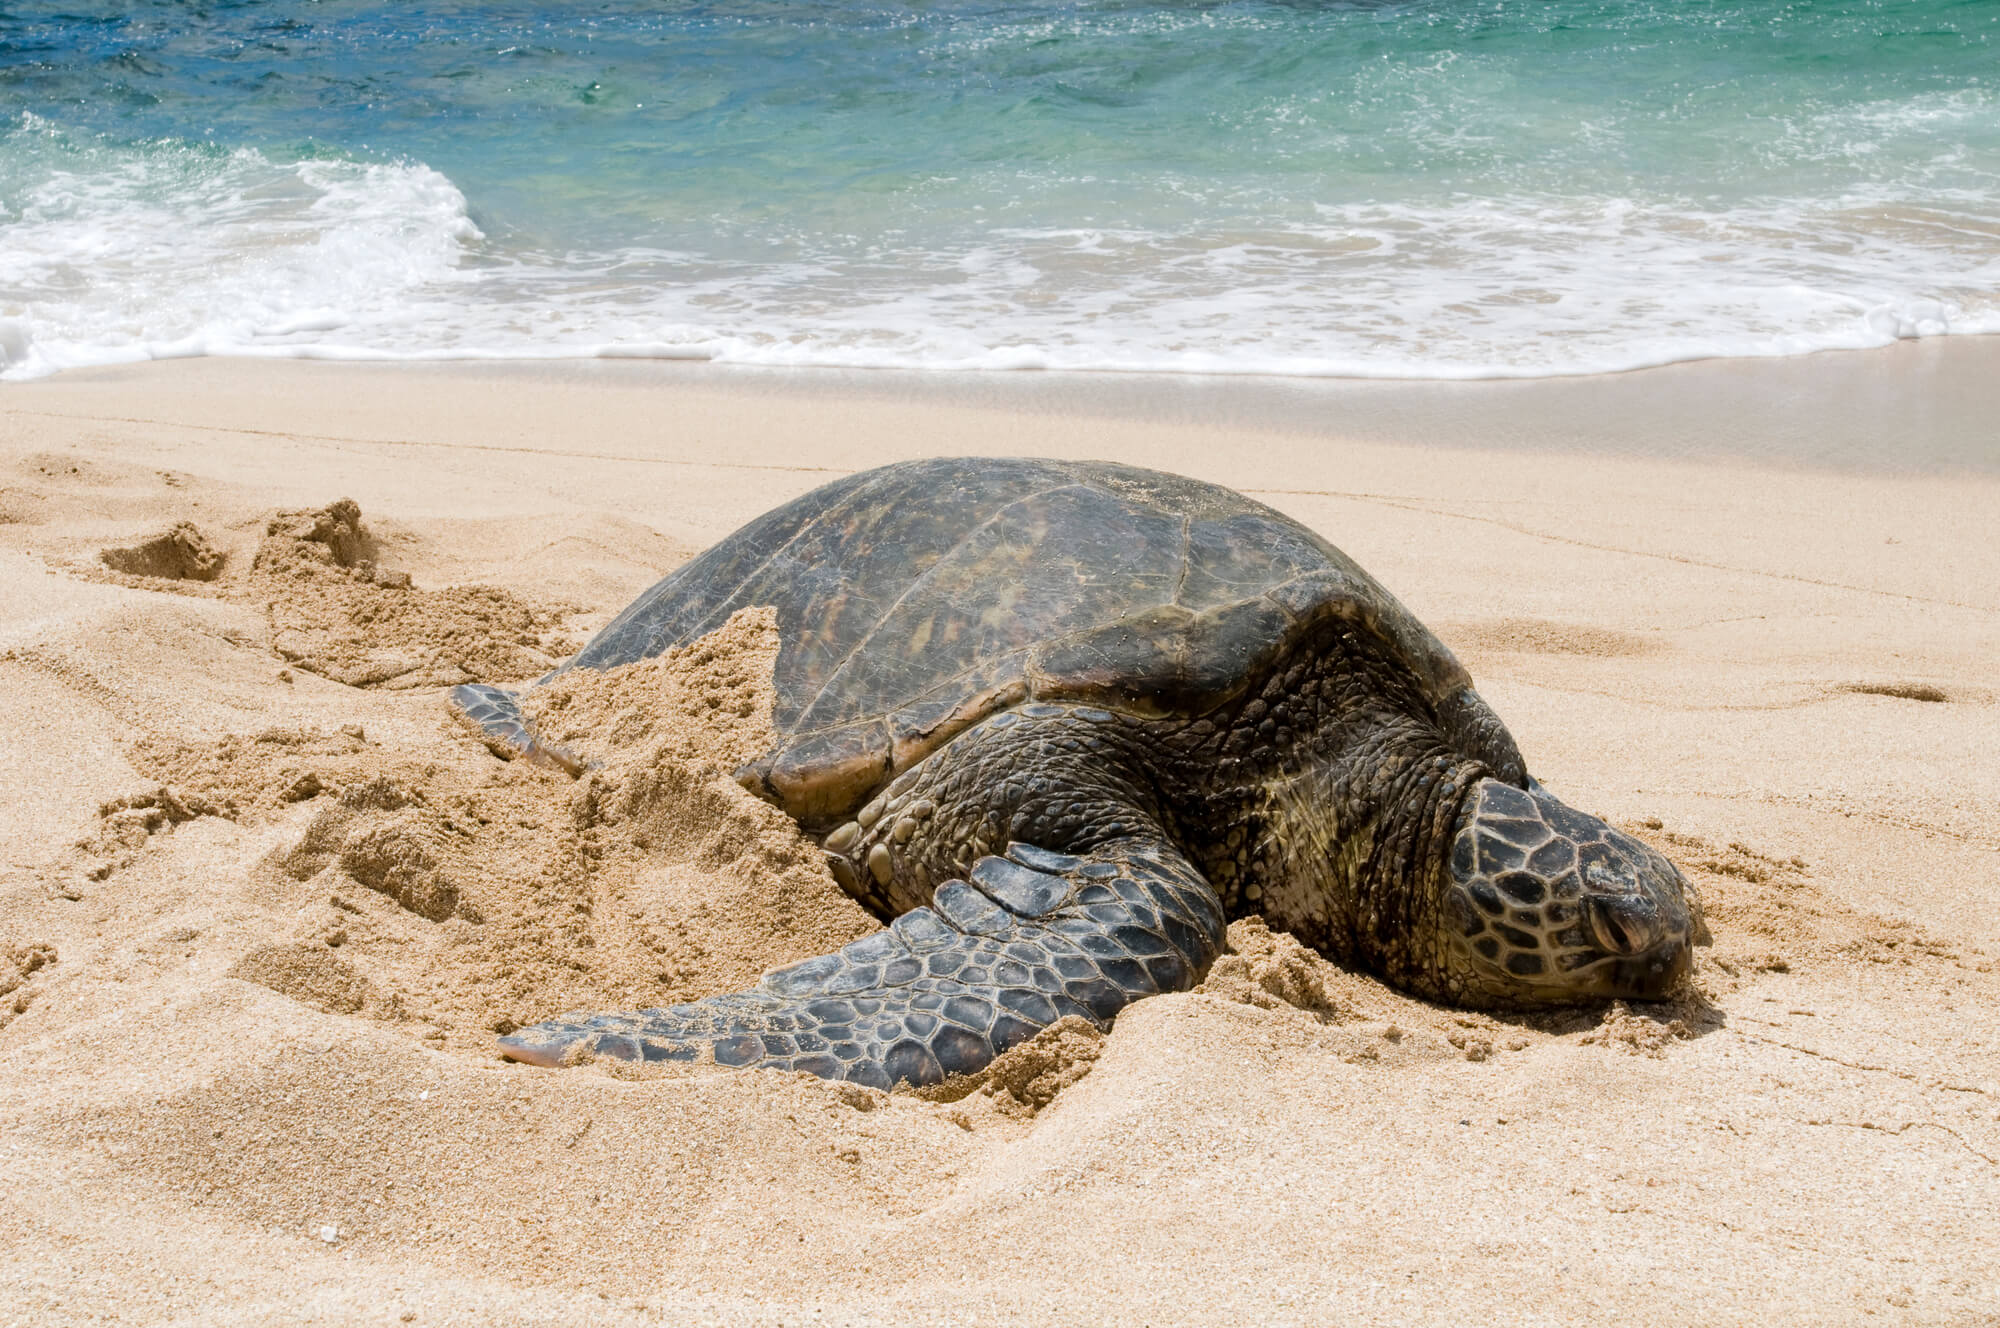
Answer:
[495,1029,571,1068]
[449,683,585,776]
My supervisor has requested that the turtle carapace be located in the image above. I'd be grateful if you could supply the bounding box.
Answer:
[454,458,1701,1088]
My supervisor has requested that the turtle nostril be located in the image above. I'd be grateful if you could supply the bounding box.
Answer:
[1586,894,1661,957]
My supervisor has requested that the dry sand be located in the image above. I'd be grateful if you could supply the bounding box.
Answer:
[1,355,1996,1327]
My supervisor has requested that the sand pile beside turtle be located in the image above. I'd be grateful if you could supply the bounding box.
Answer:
[99,520,228,582]
[521,607,785,769]
[253,498,579,689]
[108,606,876,1062]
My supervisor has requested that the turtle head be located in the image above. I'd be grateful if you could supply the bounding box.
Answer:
[1435,777,1704,1006]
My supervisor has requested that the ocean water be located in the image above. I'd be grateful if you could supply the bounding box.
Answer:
[1,0,1996,382]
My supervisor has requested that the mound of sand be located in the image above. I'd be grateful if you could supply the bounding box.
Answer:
[116,604,875,1060]
[99,521,227,582]
[253,499,579,689]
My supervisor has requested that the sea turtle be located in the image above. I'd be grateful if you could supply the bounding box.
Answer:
[457,457,1700,1087]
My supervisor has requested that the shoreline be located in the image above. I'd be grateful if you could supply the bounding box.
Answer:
[8,329,2000,475]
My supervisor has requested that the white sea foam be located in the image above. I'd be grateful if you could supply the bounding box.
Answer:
[3,117,1998,383]
[0,119,483,379]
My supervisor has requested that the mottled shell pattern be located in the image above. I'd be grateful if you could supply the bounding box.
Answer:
[567,457,1473,826]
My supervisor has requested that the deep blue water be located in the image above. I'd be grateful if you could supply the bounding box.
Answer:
[2,0,1996,379]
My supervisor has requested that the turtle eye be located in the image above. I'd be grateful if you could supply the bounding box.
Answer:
[1586,893,1662,957]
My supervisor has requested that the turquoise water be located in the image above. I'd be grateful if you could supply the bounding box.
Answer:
[2,0,1996,380]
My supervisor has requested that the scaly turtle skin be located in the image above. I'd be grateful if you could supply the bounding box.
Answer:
[455,458,1699,1088]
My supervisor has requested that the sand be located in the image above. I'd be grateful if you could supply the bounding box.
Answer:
[1,354,1996,1327]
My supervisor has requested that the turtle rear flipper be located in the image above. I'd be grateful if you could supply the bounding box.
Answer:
[497,838,1226,1087]
[449,683,584,776]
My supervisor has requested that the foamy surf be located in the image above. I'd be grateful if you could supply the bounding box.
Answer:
[7,149,1995,382]
[0,116,483,380]
[3,0,1999,384]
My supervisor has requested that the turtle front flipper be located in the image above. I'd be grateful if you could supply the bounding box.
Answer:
[449,682,584,776]
[498,838,1227,1088]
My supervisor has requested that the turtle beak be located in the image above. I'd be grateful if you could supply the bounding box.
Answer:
[1605,933,1693,1000]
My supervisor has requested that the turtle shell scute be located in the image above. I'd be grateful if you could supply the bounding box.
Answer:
[559,457,1469,824]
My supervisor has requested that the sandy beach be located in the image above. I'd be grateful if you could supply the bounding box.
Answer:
[2,352,1997,1327]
